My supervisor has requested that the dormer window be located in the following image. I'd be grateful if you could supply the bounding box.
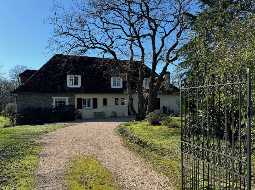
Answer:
[111,77,123,88]
[67,75,81,88]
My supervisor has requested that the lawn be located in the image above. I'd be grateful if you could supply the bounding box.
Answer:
[0,116,11,128]
[117,118,181,189]
[0,124,64,189]
[65,156,119,190]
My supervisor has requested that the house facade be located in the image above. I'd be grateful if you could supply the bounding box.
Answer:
[14,54,179,119]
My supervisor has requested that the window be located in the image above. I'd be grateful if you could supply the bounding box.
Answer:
[111,77,123,88]
[82,98,92,109]
[143,78,149,89]
[121,98,125,105]
[115,98,119,105]
[93,98,98,109]
[53,97,69,108]
[67,75,81,88]
[103,98,108,106]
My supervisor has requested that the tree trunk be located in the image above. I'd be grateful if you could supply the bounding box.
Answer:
[147,82,158,113]
[127,70,136,115]
[136,66,146,120]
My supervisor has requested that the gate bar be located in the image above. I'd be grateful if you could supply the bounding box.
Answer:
[247,68,252,190]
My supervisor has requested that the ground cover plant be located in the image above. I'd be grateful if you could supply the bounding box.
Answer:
[117,118,181,189]
[65,156,119,190]
[0,116,11,128]
[0,124,64,189]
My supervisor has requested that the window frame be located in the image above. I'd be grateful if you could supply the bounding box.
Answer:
[111,77,123,88]
[67,75,81,88]
[82,98,92,109]
[53,97,69,108]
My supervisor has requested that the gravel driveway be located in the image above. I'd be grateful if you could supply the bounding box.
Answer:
[36,120,171,190]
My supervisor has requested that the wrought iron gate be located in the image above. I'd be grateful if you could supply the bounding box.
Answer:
[180,70,253,190]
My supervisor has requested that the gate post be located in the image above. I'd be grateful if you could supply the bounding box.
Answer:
[247,68,252,190]
[180,79,184,190]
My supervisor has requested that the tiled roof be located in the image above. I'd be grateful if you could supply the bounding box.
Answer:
[14,54,150,93]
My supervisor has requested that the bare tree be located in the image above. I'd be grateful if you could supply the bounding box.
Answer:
[50,0,192,119]
[9,65,27,88]
[0,77,15,112]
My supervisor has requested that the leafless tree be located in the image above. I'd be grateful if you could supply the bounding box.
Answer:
[0,77,15,112]
[50,0,192,119]
[9,65,27,88]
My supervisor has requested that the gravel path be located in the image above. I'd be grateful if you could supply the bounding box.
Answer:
[36,120,171,190]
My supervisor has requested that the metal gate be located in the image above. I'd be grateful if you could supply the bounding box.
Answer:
[180,70,253,190]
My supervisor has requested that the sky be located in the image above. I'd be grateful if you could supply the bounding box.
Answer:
[0,0,69,78]
[0,0,201,79]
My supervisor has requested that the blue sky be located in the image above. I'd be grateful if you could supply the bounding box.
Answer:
[0,0,65,77]
[0,0,201,78]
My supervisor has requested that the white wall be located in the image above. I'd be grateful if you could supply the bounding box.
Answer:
[75,93,179,119]
[158,94,180,113]
[132,93,179,114]
[75,94,128,119]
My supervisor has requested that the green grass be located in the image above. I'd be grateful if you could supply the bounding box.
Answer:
[0,116,11,128]
[117,119,181,189]
[0,124,64,189]
[65,156,119,190]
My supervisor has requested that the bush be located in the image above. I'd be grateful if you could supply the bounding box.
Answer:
[4,103,16,116]
[161,116,179,128]
[161,116,173,126]
[3,103,17,126]
[16,106,76,125]
[146,112,161,126]
[111,111,117,118]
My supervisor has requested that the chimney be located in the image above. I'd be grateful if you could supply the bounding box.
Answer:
[164,72,171,89]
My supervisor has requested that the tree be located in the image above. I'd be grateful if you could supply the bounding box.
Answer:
[50,0,194,119]
[180,0,255,84]
[0,77,15,112]
[9,65,27,88]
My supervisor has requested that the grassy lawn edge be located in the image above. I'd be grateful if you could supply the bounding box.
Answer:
[0,124,65,189]
[117,121,181,189]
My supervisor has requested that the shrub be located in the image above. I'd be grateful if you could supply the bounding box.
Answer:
[161,116,173,126]
[4,103,16,116]
[0,116,12,128]
[16,106,76,125]
[161,116,180,128]
[111,111,117,118]
[146,112,161,126]
[3,103,17,126]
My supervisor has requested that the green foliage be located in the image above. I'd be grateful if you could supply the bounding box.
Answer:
[146,112,162,126]
[0,116,12,128]
[0,124,63,189]
[65,156,119,190]
[118,121,181,189]
[161,116,181,128]
[181,0,255,84]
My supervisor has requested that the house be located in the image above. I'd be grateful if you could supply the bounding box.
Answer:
[14,54,179,119]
